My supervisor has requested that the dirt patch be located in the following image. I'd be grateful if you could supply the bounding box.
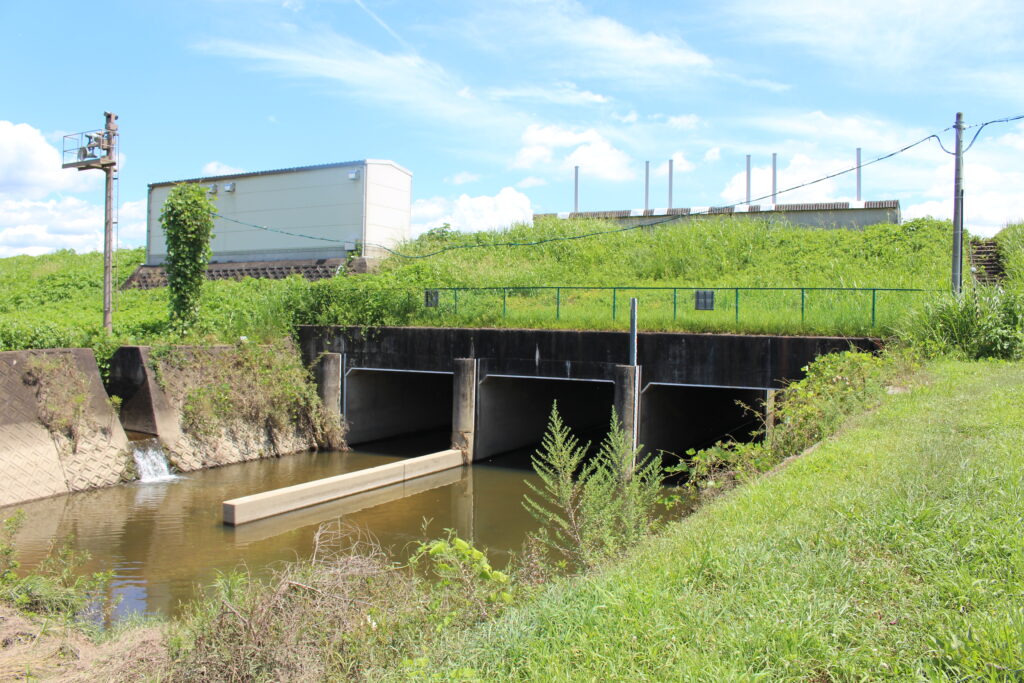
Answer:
[0,606,167,682]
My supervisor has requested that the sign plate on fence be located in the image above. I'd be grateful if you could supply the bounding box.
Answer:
[424,289,439,307]
[695,290,715,310]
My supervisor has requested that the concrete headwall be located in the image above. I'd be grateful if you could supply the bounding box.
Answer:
[106,345,320,472]
[0,349,131,507]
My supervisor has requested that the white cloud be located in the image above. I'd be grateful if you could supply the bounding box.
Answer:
[704,146,721,162]
[666,114,699,130]
[446,171,480,185]
[655,152,696,177]
[411,187,533,235]
[202,161,245,176]
[512,124,634,181]
[462,0,712,87]
[489,82,610,106]
[723,0,1020,71]
[612,111,639,124]
[516,176,547,189]
[0,197,146,257]
[0,121,98,200]
[197,30,522,132]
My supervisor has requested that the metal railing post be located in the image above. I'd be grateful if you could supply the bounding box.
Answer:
[453,289,458,315]
[502,288,507,318]
[734,288,740,324]
[871,289,877,327]
[801,288,805,323]
[612,288,618,320]
[672,288,678,321]
[556,287,561,320]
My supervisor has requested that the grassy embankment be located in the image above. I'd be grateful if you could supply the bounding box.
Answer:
[0,216,954,356]
[409,359,1024,680]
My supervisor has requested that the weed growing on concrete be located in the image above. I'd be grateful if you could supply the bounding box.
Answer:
[21,353,91,453]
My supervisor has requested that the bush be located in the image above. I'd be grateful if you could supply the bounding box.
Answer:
[161,184,216,331]
[902,285,1024,359]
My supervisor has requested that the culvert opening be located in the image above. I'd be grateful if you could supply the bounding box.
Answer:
[475,376,616,463]
[343,369,453,450]
[638,384,767,462]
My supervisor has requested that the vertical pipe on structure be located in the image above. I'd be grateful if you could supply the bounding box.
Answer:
[628,297,640,457]
[574,165,579,213]
[952,113,965,295]
[856,147,862,202]
[771,153,777,205]
[745,154,752,205]
[644,161,650,212]
[629,298,638,366]
[668,158,674,209]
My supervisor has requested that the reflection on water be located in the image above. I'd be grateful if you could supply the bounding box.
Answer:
[3,435,541,619]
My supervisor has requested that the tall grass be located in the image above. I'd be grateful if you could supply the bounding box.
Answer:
[995,220,1024,286]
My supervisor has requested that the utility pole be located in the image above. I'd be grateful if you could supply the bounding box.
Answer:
[574,165,579,213]
[952,112,965,295]
[62,112,119,332]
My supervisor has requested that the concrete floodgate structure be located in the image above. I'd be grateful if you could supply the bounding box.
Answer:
[300,326,879,463]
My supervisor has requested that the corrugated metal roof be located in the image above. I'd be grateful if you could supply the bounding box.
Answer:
[148,159,411,188]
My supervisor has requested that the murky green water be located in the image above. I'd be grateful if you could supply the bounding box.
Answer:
[3,434,540,620]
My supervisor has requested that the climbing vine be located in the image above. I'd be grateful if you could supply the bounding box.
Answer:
[160,183,215,331]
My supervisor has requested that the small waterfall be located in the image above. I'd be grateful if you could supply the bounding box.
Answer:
[132,439,178,483]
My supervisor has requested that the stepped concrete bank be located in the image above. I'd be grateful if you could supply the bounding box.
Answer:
[301,326,879,460]
[0,349,130,507]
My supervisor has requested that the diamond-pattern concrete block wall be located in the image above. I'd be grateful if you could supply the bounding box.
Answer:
[0,349,130,506]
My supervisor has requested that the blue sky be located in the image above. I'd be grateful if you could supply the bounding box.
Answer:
[2,0,1023,256]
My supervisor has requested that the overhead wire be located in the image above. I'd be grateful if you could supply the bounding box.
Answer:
[210,113,1023,261]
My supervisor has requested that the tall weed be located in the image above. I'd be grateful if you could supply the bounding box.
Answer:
[523,405,664,572]
[902,285,1024,359]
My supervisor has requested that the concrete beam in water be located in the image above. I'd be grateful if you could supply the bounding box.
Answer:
[223,449,465,525]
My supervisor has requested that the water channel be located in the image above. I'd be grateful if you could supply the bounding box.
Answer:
[2,432,541,620]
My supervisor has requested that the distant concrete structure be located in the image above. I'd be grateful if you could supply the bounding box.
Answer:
[538,200,901,230]
[145,160,412,265]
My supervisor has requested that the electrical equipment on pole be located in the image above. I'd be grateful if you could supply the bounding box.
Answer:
[62,113,119,332]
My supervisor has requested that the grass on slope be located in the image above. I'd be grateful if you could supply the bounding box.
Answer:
[416,360,1024,681]
[0,216,955,353]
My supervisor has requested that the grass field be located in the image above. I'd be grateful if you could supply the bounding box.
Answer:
[406,359,1024,680]
[0,215,957,352]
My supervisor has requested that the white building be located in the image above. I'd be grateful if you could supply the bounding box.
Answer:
[145,159,412,265]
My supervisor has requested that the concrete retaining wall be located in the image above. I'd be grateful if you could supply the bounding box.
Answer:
[0,349,131,507]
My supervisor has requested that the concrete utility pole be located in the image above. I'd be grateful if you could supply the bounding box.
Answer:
[856,147,862,202]
[952,112,965,295]
[771,153,777,205]
[644,161,650,211]
[668,158,674,209]
[62,112,119,333]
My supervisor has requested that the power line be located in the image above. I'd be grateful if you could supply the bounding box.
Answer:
[211,112,1024,261]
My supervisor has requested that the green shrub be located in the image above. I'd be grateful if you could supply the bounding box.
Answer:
[995,220,1024,286]
[161,184,216,331]
[902,285,1024,359]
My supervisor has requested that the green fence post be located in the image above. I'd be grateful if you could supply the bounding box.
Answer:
[502,288,507,318]
[801,288,805,323]
[453,289,458,316]
[556,287,561,320]
[672,288,678,321]
[612,288,618,320]
[871,289,877,327]
[734,288,740,324]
